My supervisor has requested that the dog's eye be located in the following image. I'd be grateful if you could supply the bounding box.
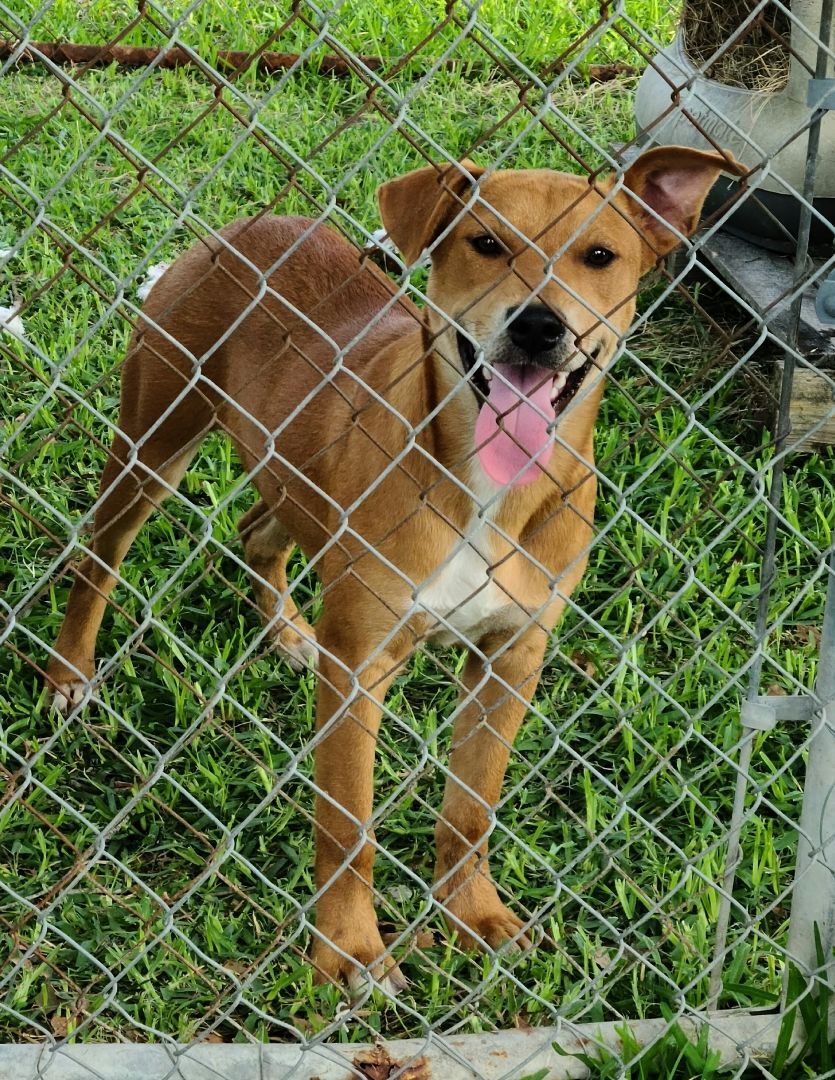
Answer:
[470,235,503,257]
[584,246,616,268]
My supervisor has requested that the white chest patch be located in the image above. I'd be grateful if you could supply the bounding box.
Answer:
[415,515,522,646]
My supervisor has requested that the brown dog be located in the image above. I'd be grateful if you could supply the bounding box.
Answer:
[46,146,741,992]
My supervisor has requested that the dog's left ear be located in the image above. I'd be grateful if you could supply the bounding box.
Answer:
[378,159,485,266]
[619,146,746,269]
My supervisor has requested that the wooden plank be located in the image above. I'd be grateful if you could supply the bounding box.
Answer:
[775,361,835,449]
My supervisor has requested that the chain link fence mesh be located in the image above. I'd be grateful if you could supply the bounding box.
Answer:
[1,0,835,1076]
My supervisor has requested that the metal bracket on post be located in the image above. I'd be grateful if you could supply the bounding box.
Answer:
[740,696,817,730]
[816,269,835,326]
[806,79,835,111]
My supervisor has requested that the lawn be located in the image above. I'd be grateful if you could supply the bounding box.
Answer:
[1,0,834,1072]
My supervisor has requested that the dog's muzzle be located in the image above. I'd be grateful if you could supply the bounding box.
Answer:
[456,324,601,419]
[455,306,604,487]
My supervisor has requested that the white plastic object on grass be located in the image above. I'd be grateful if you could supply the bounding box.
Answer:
[136,261,171,302]
[0,300,28,343]
[370,227,430,268]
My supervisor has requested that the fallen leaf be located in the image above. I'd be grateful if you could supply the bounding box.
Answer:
[570,650,599,678]
[352,1045,430,1080]
[399,1059,430,1080]
[594,948,614,970]
[589,63,637,82]
[353,1046,395,1080]
[386,884,414,904]
[513,1011,533,1032]
[381,929,436,949]
[50,1015,69,1038]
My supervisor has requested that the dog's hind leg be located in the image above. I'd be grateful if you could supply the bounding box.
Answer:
[237,501,317,671]
[46,326,217,713]
[46,429,202,713]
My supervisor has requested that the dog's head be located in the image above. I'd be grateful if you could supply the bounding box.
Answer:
[378,147,744,486]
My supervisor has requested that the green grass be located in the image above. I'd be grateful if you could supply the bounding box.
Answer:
[14,0,679,75]
[1,1,835,1074]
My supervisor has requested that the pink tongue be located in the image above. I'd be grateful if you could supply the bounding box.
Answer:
[475,364,554,486]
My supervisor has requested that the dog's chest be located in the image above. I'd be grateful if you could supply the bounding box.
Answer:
[416,518,523,646]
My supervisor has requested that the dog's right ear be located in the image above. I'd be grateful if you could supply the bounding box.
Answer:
[620,146,746,269]
[378,160,485,267]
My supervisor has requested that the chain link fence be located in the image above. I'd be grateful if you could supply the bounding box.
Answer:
[1,0,835,1076]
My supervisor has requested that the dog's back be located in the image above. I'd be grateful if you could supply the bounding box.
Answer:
[125,215,419,423]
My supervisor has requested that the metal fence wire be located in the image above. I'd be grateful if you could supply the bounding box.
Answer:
[1,0,835,1077]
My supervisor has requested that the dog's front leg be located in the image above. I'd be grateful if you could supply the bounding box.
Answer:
[434,625,547,952]
[311,639,407,993]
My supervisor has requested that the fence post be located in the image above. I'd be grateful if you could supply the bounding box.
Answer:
[785,547,835,1013]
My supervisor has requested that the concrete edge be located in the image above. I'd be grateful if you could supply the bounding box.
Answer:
[0,1009,790,1080]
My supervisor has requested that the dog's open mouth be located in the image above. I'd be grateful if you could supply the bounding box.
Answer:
[457,330,596,486]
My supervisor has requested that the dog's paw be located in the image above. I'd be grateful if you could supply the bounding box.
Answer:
[45,656,95,716]
[438,878,533,953]
[454,903,533,953]
[272,623,318,672]
[49,679,89,716]
[312,916,407,996]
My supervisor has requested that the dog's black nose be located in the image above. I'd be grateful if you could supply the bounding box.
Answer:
[507,304,566,357]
